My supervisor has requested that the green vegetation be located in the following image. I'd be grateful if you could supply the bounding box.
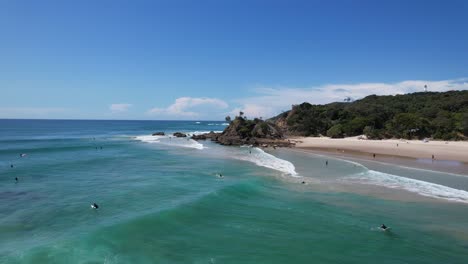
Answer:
[270,91,468,140]
[223,114,283,139]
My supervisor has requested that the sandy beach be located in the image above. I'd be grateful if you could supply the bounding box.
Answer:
[290,137,468,164]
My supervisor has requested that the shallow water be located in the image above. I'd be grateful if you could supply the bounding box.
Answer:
[1,120,468,263]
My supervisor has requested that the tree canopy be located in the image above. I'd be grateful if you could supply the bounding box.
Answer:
[269,91,468,140]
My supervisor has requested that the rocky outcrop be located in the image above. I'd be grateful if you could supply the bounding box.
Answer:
[191,117,294,147]
[173,132,187,138]
[191,131,220,140]
[152,132,165,136]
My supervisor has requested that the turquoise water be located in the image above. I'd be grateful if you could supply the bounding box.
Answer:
[1,120,468,263]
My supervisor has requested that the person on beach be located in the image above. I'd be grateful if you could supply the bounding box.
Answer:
[373,153,376,159]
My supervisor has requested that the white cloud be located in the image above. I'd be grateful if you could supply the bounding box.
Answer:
[232,78,468,118]
[147,97,229,118]
[110,103,132,113]
[0,107,69,118]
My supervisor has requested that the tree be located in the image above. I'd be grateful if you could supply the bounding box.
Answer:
[327,124,344,138]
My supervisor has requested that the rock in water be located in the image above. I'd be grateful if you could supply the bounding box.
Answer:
[173,132,187,138]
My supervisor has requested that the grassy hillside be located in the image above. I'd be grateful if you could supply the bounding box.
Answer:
[269,91,468,140]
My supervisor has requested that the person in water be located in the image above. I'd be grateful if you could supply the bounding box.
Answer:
[380,224,388,230]
[326,160,328,166]
[10,164,14,168]
[15,177,18,183]
[91,203,99,209]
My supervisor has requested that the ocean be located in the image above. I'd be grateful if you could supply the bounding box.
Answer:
[1,119,468,263]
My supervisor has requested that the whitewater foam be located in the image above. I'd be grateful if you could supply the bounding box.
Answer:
[185,131,223,136]
[134,135,162,143]
[235,147,299,177]
[346,170,468,203]
[207,123,229,126]
[134,135,204,150]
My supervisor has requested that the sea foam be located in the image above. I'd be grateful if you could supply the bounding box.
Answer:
[134,135,204,150]
[235,147,299,177]
[346,170,468,203]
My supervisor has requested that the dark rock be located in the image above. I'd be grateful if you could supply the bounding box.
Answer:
[192,116,294,147]
[152,132,165,136]
[191,131,221,140]
[173,132,187,138]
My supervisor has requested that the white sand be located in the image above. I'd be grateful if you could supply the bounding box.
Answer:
[290,136,468,163]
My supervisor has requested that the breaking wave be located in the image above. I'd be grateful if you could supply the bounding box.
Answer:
[345,170,468,203]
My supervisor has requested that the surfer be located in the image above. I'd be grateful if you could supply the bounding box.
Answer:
[91,203,99,209]
[301,181,306,184]
[15,177,18,183]
[326,160,328,166]
[216,173,223,178]
[10,164,14,168]
[100,146,103,150]
[380,224,388,230]
[20,153,27,157]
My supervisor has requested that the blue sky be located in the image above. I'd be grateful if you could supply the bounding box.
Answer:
[1,0,467,120]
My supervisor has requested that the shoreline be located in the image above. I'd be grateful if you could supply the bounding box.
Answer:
[289,137,468,176]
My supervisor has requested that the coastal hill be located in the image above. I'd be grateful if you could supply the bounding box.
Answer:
[269,91,468,140]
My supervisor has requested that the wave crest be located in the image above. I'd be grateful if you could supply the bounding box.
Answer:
[235,147,299,177]
[346,170,468,203]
